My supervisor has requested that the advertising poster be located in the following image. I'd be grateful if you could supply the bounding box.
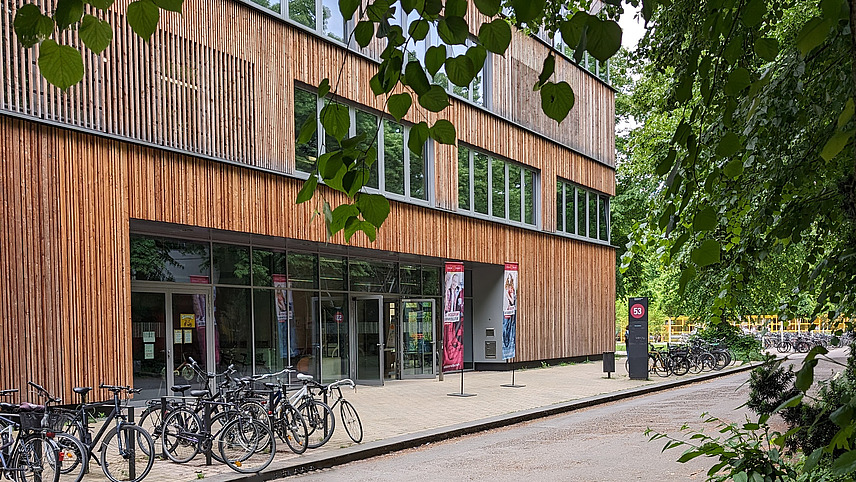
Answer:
[443,262,465,372]
[273,275,297,359]
[502,262,518,360]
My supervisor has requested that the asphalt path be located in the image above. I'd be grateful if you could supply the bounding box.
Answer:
[291,348,850,481]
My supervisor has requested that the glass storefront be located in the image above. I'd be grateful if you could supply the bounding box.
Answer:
[130,231,441,390]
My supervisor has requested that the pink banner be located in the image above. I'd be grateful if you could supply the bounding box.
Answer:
[502,263,518,360]
[443,262,464,372]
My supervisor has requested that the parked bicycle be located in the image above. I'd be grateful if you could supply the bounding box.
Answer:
[0,388,61,482]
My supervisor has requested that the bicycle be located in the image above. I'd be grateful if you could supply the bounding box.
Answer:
[312,379,362,443]
[25,382,88,482]
[60,384,154,482]
[160,399,276,473]
[0,388,61,482]
[248,369,310,454]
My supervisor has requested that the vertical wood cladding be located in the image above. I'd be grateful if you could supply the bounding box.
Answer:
[0,117,614,399]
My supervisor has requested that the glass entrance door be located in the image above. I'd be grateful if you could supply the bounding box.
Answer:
[354,296,383,385]
[131,287,212,399]
[400,300,436,378]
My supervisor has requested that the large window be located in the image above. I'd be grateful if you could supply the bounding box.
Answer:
[293,88,431,202]
[556,178,610,242]
[457,144,538,226]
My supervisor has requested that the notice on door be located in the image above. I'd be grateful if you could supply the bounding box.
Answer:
[174,331,183,345]
[144,344,154,359]
[183,329,193,344]
[180,314,196,328]
[142,331,155,343]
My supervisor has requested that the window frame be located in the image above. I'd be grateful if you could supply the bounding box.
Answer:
[294,86,434,205]
[457,143,539,228]
[555,177,610,244]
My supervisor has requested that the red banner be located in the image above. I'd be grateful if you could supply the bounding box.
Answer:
[443,262,464,372]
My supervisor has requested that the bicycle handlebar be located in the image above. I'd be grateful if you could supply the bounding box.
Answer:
[0,389,18,396]
[27,381,61,403]
[99,384,141,394]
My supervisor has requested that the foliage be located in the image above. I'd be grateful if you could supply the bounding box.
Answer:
[692,322,763,361]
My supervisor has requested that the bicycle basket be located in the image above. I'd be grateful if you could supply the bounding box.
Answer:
[19,411,66,431]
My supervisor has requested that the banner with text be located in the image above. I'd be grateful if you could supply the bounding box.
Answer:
[502,262,518,360]
[443,262,465,372]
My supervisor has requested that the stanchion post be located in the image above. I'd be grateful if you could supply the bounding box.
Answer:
[160,397,167,459]
[204,403,212,465]
[128,406,136,480]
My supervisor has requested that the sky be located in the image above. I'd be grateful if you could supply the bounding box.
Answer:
[619,4,647,50]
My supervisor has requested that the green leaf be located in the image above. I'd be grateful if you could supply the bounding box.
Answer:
[723,68,750,96]
[511,0,545,23]
[753,37,779,61]
[354,21,374,48]
[478,19,512,55]
[79,15,113,54]
[678,266,696,294]
[425,45,446,76]
[388,92,412,121]
[585,17,621,62]
[445,0,467,17]
[320,103,350,140]
[794,359,817,392]
[404,61,431,95]
[323,152,345,180]
[674,74,692,103]
[676,450,704,463]
[740,0,765,27]
[87,0,115,9]
[408,18,429,41]
[437,16,468,45]
[838,97,854,128]
[723,158,744,178]
[355,193,391,227]
[318,78,330,98]
[127,0,160,40]
[830,405,853,427]
[445,55,475,87]
[465,44,487,73]
[655,150,676,176]
[38,39,84,90]
[345,219,378,242]
[732,472,748,482]
[338,0,360,20]
[423,0,442,16]
[796,17,832,56]
[535,54,555,90]
[430,119,456,145]
[365,0,391,22]
[716,131,741,157]
[691,239,721,267]
[418,85,450,112]
[297,109,317,145]
[473,0,500,16]
[296,176,318,203]
[559,12,589,49]
[153,0,183,12]
[693,207,717,232]
[832,450,856,475]
[13,5,54,48]
[55,0,84,30]
[820,129,855,161]
[804,448,824,473]
[539,81,575,124]
[408,121,429,155]
[330,204,360,233]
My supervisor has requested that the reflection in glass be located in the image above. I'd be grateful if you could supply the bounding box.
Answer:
[291,291,319,378]
[458,146,470,210]
[294,89,318,172]
[214,287,252,377]
[508,164,521,222]
[400,265,421,295]
[130,234,210,282]
[409,139,426,200]
[212,244,250,285]
[349,259,398,293]
[401,301,434,376]
[383,121,405,195]
[320,256,347,291]
[473,153,489,214]
[355,111,379,189]
[132,292,167,399]
[249,0,281,13]
[525,170,536,225]
[556,182,564,232]
[320,297,349,382]
[321,0,345,42]
[492,157,505,219]
[253,289,289,375]
[599,196,609,240]
[577,188,586,235]
[250,248,286,287]
[355,298,381,382]
[287,252,319,289]
[289,0,315,28]
[565,183,575,234]
[171,293,208,390]
[422,266,440,296]
[589,194,598,239]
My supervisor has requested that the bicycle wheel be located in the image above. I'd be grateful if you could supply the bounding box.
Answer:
[777,341,791,353]
[687,355,702,374]
[13,434,60,482]
[137,404,164,456]
[653,356,671,377]
[218,419,276,474]
[275,405,309,454]
[99,424,154,482]
[53,432,86,482]
[160,408,201,464]
[699,353,716,372]
[298,400,335,449]
[672,355,690,376]
[340,400,363,444]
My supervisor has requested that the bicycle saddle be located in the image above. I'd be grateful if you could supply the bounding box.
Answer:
[18,402,44,412]
[263,383,278,389]
[170,385,192,393]
[297,373,314,381]
[189,390,208,398]
[0,403,18,413]
[73,387,92,395]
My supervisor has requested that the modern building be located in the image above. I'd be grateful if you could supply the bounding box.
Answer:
[0,0,616,400]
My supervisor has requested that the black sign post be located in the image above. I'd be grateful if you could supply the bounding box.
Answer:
[627,297,649,380]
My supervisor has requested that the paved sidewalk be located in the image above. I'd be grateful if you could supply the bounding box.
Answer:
[77,359,752,481]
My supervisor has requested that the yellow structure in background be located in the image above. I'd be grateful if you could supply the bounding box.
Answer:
[666,316,850,341]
